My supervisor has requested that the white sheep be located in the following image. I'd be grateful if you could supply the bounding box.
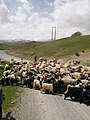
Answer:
[33,79,41,90]
[41,83,53,94]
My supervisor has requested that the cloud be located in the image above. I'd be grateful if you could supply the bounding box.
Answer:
[0,0,90,41]
[0,0,10,23]
[18,0,32,13]
[52,0,90,37]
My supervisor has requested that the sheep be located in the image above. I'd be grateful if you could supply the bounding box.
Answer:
[81,80,89,86]
[71,72,81,79]
[0,59,5,64]
[41,83,53,94]
[7,74,18,86]
[0,64,4,69]
[33,79,41,90]
[64,84,83,102]
[4,64,10,71]
[62,75,77,85]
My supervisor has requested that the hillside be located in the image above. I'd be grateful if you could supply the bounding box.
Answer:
[0,35,90,65]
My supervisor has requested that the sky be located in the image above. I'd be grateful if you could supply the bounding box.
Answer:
[0,0,90,41]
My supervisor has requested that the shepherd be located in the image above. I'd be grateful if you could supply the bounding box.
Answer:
[0,86,5,119]
[34,55,37,62]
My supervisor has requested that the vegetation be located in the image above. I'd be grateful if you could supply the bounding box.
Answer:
[2,35,90,60]
[2,86,22,111]
[0,60,9,78]
[71,31,82,37]
[84,60,90,66]
[0,59,22,112]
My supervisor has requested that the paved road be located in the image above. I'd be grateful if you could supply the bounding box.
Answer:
[11,88,90,120]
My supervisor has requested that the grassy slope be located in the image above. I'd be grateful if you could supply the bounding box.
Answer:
[2,86,22,111]
[0,59,22,112]
[3,35,90,60]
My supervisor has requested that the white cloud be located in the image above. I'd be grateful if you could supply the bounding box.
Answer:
[0,0,10,23]
[0,0,90,41]
[52,0,90,38]
[9,6,27,23]
[18,0,32,13]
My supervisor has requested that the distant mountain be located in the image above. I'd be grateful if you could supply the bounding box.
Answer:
[14,39,31,43]
[0,39,31,44]
[0,40,7,43]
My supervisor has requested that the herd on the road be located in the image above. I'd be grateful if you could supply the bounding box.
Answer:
[0,58,90,104]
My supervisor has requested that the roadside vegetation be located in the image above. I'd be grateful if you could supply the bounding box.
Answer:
[0,59,22,112]
[2,86,22,111]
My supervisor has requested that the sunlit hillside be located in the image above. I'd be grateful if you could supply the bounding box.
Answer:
[0,35,90,62]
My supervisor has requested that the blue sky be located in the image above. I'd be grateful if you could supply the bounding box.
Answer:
[3,0,54,14]
[0,0,90,41]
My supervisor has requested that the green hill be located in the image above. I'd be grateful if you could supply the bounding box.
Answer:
[0,35,90,60]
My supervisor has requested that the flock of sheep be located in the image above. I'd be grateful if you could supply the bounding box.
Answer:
[0,58,90,102]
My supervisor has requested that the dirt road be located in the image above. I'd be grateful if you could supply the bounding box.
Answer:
[10,88,90,120]
[0,50,21,62]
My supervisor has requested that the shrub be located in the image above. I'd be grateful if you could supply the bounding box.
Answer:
[75,52,80,56]
[71,31,82,37]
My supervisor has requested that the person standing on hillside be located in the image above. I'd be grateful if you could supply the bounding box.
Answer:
[0,86,4,119]
[34,55,37,62]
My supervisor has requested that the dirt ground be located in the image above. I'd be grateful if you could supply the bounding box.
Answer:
[62,51,90,66]
[8,50,90,66]
[3,88,90,120]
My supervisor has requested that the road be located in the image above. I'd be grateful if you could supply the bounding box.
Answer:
[0,50,90,120]
[0,50,22,62]
[11,88,90,120]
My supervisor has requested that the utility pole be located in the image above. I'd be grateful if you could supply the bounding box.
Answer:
[51,27,56,40]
